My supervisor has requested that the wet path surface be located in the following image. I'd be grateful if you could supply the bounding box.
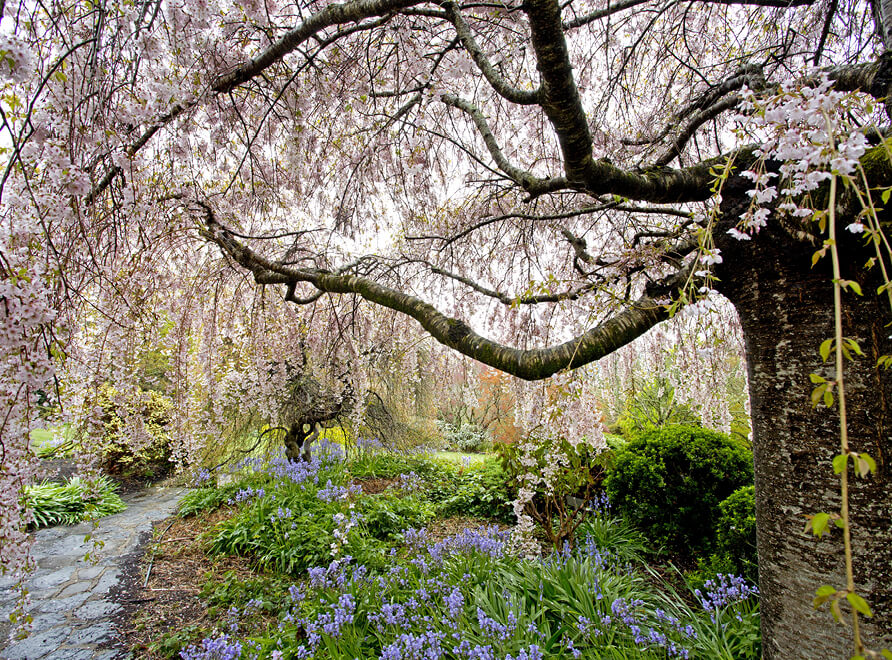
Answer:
[0,487,185,660]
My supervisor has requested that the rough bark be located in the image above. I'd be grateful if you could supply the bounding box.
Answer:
[717,194,892,659]
[285,422,318,461]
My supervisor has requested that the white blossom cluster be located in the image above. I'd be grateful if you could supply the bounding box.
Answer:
[732,77,871,239]
[0,33,32,83]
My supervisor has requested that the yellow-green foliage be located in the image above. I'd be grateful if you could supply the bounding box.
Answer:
[95,383,173,477]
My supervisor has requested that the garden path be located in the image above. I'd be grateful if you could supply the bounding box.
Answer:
[0,487,185,660]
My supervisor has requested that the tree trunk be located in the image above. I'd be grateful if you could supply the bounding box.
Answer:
[717,210,892,658]
[284,422,315,461]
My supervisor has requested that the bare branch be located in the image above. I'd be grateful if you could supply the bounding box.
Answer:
[440,93,567,196]
[443,2,541,104]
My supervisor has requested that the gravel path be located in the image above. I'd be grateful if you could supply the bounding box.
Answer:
[0,487,186,660]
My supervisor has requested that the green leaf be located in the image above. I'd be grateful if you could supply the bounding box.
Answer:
[820,339,833,362]
[811,384,827,407]
[816,585,837,598]
[823,388,834,407]
[882,188,891,204]
[848,281,862,296]
[832,454,848,474]
[846,592,873,617]
[810,512,830,538]
[834,518,846,529]
[844,338,864,356]
[810,373,826,384]
[859,453,877,475]
[879,649,892,659]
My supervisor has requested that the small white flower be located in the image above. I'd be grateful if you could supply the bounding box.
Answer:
[700,249,722,265]
[846,222,865,234]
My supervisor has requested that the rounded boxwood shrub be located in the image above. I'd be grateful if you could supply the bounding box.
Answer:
[715,484,757,577]
[605,425,753,554]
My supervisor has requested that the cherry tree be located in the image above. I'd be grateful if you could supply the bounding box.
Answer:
[2,0,891,656]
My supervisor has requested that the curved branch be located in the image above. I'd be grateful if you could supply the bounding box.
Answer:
[201,210,685,380]
[440,93,567,196]
[212,0,427,93]
[652,95,742,167]
[444,2,541,104]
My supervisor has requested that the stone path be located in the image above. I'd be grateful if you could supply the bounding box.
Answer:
[0,487,186,660]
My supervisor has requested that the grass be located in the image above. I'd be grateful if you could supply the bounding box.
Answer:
[432,450,490,467]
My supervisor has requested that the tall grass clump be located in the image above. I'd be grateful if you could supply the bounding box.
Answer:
[25,475,126,528]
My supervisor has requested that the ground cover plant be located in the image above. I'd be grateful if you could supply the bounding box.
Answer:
[24,475,126,529]
[139,442,761,659]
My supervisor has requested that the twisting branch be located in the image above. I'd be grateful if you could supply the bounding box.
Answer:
[422,261,601,304]
[199,204,690,380]
[652,95,742,167]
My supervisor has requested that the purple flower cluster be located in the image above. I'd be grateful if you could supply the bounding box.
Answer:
[607,597,693,658]
[695,574,759,620]
[475,607,518,642]
[394,471,425,493]
[317,479,361,502]
[192,468,213,487]
[228,487,264,505]
[587,491,611,516]
[314,592,356,636]
[266,456,324,485]
[425,526,511,561]
[444,585,464,620]
[179,633,242,660]
[504,645,543,660]
[380,630,445,659]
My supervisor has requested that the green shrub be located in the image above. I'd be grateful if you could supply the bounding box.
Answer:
[431,458,514,523]
[25,476,126,528]
[437,421,490,453]
[605,425,753,554]
[95,384,173,478]
[713,485,758,581]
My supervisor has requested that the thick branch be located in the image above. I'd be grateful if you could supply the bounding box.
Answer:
[525,0,730,201]
[444,2,541,104]
[440,93,566,196]
[212,0,426,93]
[201,213,681,380]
